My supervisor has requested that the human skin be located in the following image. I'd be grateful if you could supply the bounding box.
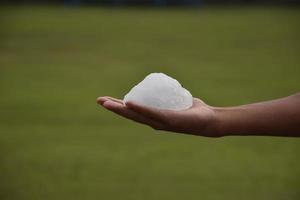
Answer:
[97,93,300,137]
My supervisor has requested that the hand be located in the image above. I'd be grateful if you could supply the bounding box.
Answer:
[97,96,220,137]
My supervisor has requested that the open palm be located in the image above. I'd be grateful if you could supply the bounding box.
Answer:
[97,96,218,137]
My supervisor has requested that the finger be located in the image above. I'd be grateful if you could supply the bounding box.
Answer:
[106,96,124,104]
[193,98,205,106]
[102,100,165,130]
[102,101,152,124]
[125,101,167,122]
[97,96,123,105]
[97,96,109,105]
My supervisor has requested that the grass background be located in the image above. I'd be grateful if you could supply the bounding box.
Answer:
[0,5,300,200]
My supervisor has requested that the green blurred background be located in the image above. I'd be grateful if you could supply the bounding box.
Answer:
[0,5,300,200]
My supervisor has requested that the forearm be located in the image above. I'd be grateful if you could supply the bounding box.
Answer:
[212,93,300,137]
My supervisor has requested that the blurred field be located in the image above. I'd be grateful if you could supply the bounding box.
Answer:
[0,5,300,200]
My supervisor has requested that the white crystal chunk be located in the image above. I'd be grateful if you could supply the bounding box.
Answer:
[123,73,193,111]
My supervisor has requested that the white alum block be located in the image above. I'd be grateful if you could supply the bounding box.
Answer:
[123,73,193,111]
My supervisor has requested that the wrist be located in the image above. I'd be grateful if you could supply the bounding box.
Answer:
[211,106,249,137]
[208,106,243,137]
[202,106,226,137]
[211,107,228,137]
